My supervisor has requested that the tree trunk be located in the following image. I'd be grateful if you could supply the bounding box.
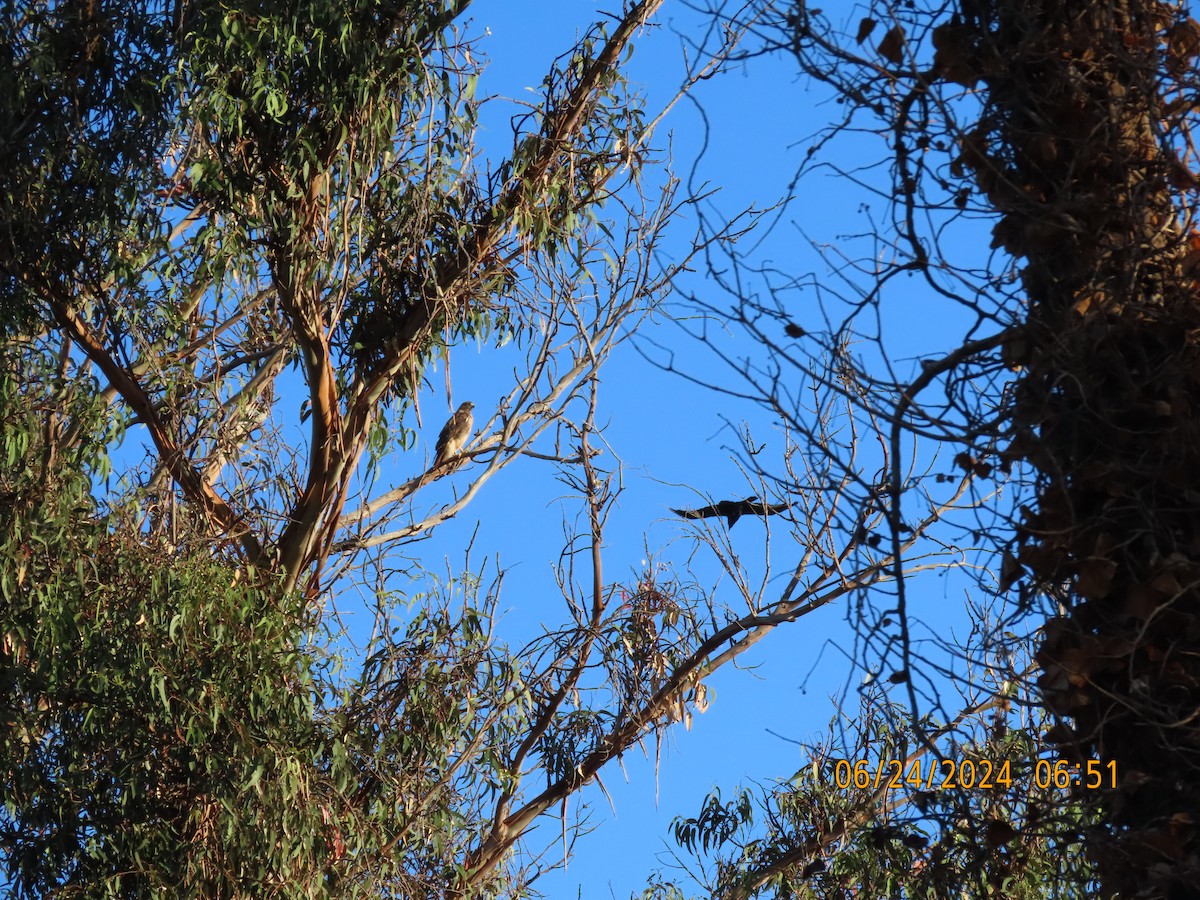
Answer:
[961,0,1200,893]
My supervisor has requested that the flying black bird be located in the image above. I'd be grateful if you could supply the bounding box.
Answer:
[434,401,475,467]
[672,496,791,528]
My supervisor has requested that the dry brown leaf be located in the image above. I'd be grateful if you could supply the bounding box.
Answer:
[931,21,978,87]
[877,25,905,64]
[1077,557,1117,599]
[1151,571,1183,596]
[1058,647,1095,686]
[999,551,1024,592]
[855,17,877,44]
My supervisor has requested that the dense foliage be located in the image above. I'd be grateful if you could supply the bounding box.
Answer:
[0,357,326,894]
[7,0,1188,895]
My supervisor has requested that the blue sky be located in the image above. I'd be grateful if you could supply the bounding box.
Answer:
[377,1,1009,896]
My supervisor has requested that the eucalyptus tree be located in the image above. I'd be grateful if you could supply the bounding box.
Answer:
[2,0,698,894]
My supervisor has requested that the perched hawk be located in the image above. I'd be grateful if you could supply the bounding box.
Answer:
[672,496,790,529]
[434,401,474,467]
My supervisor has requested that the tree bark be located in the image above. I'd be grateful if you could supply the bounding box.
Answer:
[960,0,1200,893]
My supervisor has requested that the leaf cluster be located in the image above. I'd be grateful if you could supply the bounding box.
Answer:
[0,355,527,897]
[0,0,172,331]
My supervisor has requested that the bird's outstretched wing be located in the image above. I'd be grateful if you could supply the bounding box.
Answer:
[746,500,791,518]
[672,496,791,528]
